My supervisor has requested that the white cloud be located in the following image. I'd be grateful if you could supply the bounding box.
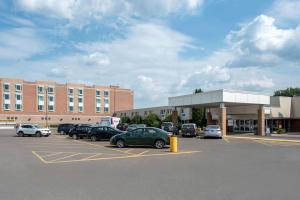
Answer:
[0,27,49,60]
[225,15,300,67]
[14,0,204,23]
[270,0,300,22]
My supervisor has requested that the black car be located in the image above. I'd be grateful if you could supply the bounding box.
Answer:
[69,125,93,140]
[89,126,124,141]
[57,123,74,135]
[116,123,128,131]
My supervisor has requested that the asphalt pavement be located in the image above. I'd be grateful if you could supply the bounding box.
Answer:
[0,129,300,200]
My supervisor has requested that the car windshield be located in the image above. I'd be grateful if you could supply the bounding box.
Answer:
[206,125,220,129]
[33,125,42,129]
[182,124,195,129]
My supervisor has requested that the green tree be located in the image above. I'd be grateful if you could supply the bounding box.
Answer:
[274,87,300,97]
[144,113,161,128]
[192,88,207,127]
[121,116,131,124]
[131,115,143,124]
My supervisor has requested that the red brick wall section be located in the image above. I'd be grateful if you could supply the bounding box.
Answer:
[111,88,134,113]
[55,85,68,115]
[23,83,37,115]
[84,88,96,116]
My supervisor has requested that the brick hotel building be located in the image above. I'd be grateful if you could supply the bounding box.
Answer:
[0,78,133,125]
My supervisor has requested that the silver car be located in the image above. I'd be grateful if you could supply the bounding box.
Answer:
[203,125,222,138]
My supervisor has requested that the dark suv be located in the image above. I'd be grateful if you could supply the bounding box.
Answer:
[181,123,197,137]
[57,124,74,135]
[89,126,124,141]
[69,124,93,140]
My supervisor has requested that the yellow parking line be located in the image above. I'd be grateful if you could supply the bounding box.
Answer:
[32,151,49,164]
[223,137,230,143]
[84,153,103,160]
[138,150,149,155]
[226,136,300,144]
[28,146,98,149]
[43,152,65,157]
[47,150,201,164]
[49,153,81,162]
[74,140,132,155]
[255,140,273,146]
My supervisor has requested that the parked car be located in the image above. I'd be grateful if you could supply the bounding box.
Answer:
[181,123,197,137]
[161,122,179,135]
[16,124,51,137]
[127,124,146,131]
[110,127,171,149]
[89,126,124,141]
[203,125,222,138]
[57,123,74,135]
[69,124,93,140]
[116,123,128,131]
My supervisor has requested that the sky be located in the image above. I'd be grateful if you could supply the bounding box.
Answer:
[0,0,300,108]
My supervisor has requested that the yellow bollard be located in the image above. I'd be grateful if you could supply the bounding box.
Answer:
[170,136,178,153]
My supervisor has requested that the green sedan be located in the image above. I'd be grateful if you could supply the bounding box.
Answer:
[110,127,171,149]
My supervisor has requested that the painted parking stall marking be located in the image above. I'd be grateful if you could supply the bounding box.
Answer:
[30,134,201,164]
[32,150,201,164]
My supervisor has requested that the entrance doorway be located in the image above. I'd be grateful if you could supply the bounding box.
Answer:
[233,119,257,133]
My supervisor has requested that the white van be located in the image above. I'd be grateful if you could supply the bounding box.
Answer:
[98,117,120,128]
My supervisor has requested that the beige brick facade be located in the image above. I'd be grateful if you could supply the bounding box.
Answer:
[0,78,133,125]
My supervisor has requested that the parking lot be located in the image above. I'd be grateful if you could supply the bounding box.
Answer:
[1,129,300,200]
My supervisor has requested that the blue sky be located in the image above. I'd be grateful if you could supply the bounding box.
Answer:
[1,0,300,108]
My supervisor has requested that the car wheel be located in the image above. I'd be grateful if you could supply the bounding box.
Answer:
[154,140,165,149]
[116,140,125,148]
[18,131,24,137]
[91,135,97,142]
[36,132,41,137]
[73,134,78,140]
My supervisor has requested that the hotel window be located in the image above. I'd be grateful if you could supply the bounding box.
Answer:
[78,88,83,96]
[104,98,109,104]
[15,104,22,111]
[15,84,22,92]
[3,93,10,110]
[15,94,22,101]
[104,90,109,97]
[38,95,44,111]
[68,96,74,112]
[96,90,101,97]
[15,93,22,111]
[37,86,44,93]
[96,98,101,113]
[48,96,54,112]
[3,83,10,92]
[104,107,109,113]
[78,97,83,112]
[69,106,74,112]
[69,96,74,103]
[68,88,74,95]
[47,87,54,94]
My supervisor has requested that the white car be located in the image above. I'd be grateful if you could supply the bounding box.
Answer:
[16,124,51,137]
[203,125,222,138]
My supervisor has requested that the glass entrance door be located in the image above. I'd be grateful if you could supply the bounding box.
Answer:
[233,119,256,133]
